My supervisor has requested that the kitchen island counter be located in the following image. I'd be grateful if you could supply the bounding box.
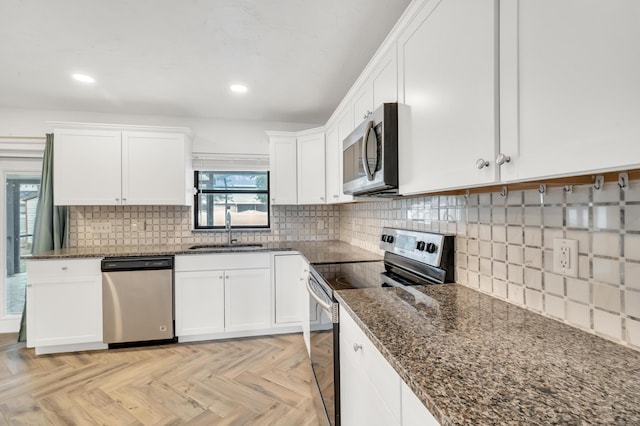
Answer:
[336,284,640,425]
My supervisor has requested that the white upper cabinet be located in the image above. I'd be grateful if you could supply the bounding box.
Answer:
[499,0,640,182]
[352,45,398,129]
[268,129,326,205]
[269,134,298,205]
[53,124,192,206]
[325,108,356,204]
[297,130,326,204]
[398,0,498,195]
[53,129,122,205]
[122,131,191,205]
[325,123,342,203]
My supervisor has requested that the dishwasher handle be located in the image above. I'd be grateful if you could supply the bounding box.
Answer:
[101,256,174,272]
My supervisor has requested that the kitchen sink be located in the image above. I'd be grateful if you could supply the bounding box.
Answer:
[187,243,263,250]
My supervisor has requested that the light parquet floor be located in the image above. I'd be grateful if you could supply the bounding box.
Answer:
[0,333,322,425]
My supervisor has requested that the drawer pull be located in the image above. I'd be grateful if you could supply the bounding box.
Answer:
[61,266,68,271]
[353,343,363,352]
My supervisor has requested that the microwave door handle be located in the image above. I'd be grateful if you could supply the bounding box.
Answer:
[361,120,375,181]
[306,279,332,312]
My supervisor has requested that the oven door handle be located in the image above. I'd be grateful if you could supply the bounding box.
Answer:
[306,279,332,312]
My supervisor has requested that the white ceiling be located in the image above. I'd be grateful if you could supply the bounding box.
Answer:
[0,0,411,124]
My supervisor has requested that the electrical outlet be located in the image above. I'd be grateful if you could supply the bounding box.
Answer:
[553,238,578,277]
[90,221,112,234]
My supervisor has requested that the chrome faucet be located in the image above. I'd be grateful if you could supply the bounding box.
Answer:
[225,206,233,245]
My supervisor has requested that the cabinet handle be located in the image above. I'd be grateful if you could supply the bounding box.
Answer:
[61,266,68,271]
[496,153,511,165]
[320,197,325,201]
[219,275,224,279]
[225,275,229,279]
[476,159,490,169]
[122,198,127,204]
[333,194,339,198]
[115,197,120,202]
[26,284,32,288]
[353,343,363,352]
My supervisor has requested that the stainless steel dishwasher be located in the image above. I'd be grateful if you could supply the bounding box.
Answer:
[101,256,175,346]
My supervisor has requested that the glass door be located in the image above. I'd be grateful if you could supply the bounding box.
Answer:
[5,174,40,316]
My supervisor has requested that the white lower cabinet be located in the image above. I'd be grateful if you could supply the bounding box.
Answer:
[175,253,275,341]
[224,268,271,332]
[174,270,225,336]
[273,254,308,327]
[401,380,440,426]
[340,305,401,426]
[340,305,440,426]
[26,258,105,354]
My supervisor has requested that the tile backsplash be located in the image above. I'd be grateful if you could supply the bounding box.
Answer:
[340,181,640,350]
[68,204,339,247]
[68,180,640,350]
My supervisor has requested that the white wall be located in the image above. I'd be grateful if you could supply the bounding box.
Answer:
[0,107,320,155]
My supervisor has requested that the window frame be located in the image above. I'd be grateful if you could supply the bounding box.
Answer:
[193,170,271,230]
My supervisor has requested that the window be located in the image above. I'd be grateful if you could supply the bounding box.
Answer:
[194,171,270,229]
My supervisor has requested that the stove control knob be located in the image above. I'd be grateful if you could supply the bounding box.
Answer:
[386,235,394,244]
[416,241,426,251]
[425,243,437,253]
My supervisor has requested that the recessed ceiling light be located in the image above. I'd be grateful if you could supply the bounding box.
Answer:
[230,84,248,93]
[72,73,95,84]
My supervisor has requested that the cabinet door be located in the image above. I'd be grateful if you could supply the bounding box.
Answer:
[340,306,401,426]
[325,124,341,203]
[274,255,306,325]
[225,268,271,332]
[27,275,102,347]
[337,110,355,203]
[175,271,225,336]
[398,0,498,195]
[297,132,326,204]
[354,45,398,130]
[53,129,122,205]
[353,84,374,127]
[269,136,298,205]
[372,45,398,109]
[401,380,440,426]
[499,0,640,182]
[122,131,190,205]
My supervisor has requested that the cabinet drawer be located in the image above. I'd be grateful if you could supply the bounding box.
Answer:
[175,253,270,272]
[27,258,102,282]
[340,305,401,421]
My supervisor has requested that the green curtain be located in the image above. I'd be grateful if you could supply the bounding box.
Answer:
[18,133,68,342]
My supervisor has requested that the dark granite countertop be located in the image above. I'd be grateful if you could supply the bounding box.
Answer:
[336,284,640,426]
[26,240,382,265]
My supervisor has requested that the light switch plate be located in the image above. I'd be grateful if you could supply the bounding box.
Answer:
[553,238,578,277]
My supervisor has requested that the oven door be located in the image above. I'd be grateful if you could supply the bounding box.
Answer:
[307,273,340,426]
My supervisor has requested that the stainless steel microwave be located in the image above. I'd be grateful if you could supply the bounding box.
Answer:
[343,103,399,196]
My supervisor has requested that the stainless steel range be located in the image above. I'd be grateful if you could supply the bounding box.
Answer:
[307,228,455,426]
